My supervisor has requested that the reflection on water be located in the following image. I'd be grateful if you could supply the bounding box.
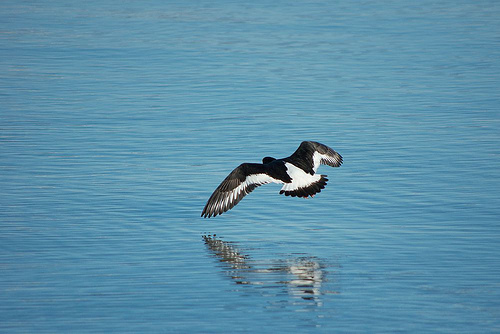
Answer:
[203,235,339,307]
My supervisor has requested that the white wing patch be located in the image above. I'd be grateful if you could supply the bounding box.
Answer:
[232,173,281,198]
[312,150,342,172]
[243,173,282,191]
[312,151,322,173]
[281,163,321,192]
[211,173,282,215]
[312,149,343,171]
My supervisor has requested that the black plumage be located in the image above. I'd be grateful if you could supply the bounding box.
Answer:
[201,141,342,218]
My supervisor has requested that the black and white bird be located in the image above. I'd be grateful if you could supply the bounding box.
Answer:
[201,141,343,218]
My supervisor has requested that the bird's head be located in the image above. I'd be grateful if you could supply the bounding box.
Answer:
[262,156,276,164]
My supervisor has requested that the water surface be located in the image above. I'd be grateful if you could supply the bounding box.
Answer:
[1,0,500,332]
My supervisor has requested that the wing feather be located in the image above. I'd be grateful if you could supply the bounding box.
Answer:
[286,141,342,174]
[202,163,281,218]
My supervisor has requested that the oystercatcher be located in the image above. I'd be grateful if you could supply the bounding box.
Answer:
[202,141,342,218]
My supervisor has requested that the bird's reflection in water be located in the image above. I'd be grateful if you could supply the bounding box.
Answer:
[203,234,339,307]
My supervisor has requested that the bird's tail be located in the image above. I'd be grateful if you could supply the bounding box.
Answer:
[279,175,328,198]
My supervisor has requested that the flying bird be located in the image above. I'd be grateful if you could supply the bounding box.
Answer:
[201,141,343,218]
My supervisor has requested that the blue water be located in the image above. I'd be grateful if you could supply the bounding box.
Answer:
[1,0,500,332]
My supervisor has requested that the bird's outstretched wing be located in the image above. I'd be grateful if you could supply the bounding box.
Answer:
[201,163,282,218]
[285,141,343,175]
